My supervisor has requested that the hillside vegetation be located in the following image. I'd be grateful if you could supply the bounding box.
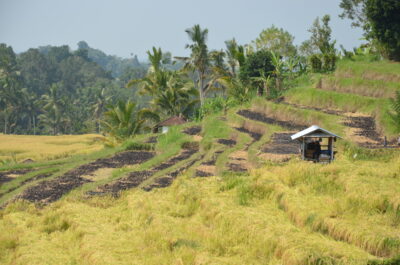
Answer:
[0,57,399,264]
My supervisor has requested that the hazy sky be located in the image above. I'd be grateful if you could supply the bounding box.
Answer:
[0,0,364,60]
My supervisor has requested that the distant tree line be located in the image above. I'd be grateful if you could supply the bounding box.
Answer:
[1,0,398,138]
[0,43,149,135]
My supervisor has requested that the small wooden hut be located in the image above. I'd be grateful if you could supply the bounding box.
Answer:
[291,125,341,162]
[154,116,187,133]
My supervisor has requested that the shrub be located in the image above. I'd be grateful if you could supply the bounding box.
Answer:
[195,97,236,120]
[123,140,155,151]
[389,90,400,132]
[322,53,337,71]
[310,54,323,72]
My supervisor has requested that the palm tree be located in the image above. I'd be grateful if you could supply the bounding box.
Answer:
[92,87,109,133]
[225,39,239,77]
[184,24,210,106]
[152,72,198,118]
[39,84,64,135]
[102,100,146,140]
[128,47,198,120]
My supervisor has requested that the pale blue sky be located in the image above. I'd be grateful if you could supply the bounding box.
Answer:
[0,0,364,60]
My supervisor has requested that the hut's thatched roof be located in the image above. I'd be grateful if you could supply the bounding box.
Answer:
[157,116,187,127]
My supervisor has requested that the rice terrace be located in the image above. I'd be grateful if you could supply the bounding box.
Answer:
[1,0,400,264]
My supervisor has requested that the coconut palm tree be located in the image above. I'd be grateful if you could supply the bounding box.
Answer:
[102,100,146,140]
[39,84,65,135]
[184,24,210,106]
[225,39,240,77]
[92,87,110,133]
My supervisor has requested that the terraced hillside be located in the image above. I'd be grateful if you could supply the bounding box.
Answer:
[0,59,399,265]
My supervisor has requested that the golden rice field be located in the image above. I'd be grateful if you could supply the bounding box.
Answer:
[0,134,104,163]
[1,150,399,265]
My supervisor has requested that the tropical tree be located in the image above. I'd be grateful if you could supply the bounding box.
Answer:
[102,100,146,140]
[308,15,336,55]
[150,72,198,118]
[365,0,400,61]
[251,70,271,97]
[183,24,210,105]
[129,47,199,120]
[270,51,286,91]
[92,87,109,133]
[239,50,274,96]
[39,84,65,135]
[252,25,297,58]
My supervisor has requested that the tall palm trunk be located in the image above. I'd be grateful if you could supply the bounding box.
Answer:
[199,71,205,106]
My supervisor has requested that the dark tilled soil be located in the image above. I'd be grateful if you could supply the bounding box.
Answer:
[280,101,387,147]
[183,126,202,135]
[237,110,306,131]
[17,175,91,203]
[343,116,382,143]
[143,155,203,191]
[153,149,197,171]
[280,101,345,116]
[0,173,52,198]
[217,139,236,146]
[195,170,214,177]
[18,151,154,203]
[94,147,200,195]
[0,169,33,185]
[228,163,247,172]
[262,133,299,155]
[235,127,262,141]
[98,170,154,195]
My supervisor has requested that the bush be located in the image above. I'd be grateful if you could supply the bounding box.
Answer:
[195,97,235,120]
[310,54,323,72]
[389,90,400,132]
[322,53,337,71]
[123,140,155,151]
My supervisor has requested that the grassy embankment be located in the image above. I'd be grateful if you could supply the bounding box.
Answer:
[284,58,400,138]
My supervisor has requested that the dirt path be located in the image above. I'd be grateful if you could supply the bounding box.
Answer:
[17,151,154,204]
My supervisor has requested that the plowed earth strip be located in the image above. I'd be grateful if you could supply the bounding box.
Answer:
[91,147,199,196]
[279,102,391,148]
[17,151,154,204]
[142,154,204,191]
[0,173,52,198]
[0,169,34,185]
[237,110,306,131]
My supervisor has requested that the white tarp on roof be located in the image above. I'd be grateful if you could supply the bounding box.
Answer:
[290,125,341,140]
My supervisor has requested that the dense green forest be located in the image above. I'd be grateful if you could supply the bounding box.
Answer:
[0,42,151,135]
[0,0,399,137]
